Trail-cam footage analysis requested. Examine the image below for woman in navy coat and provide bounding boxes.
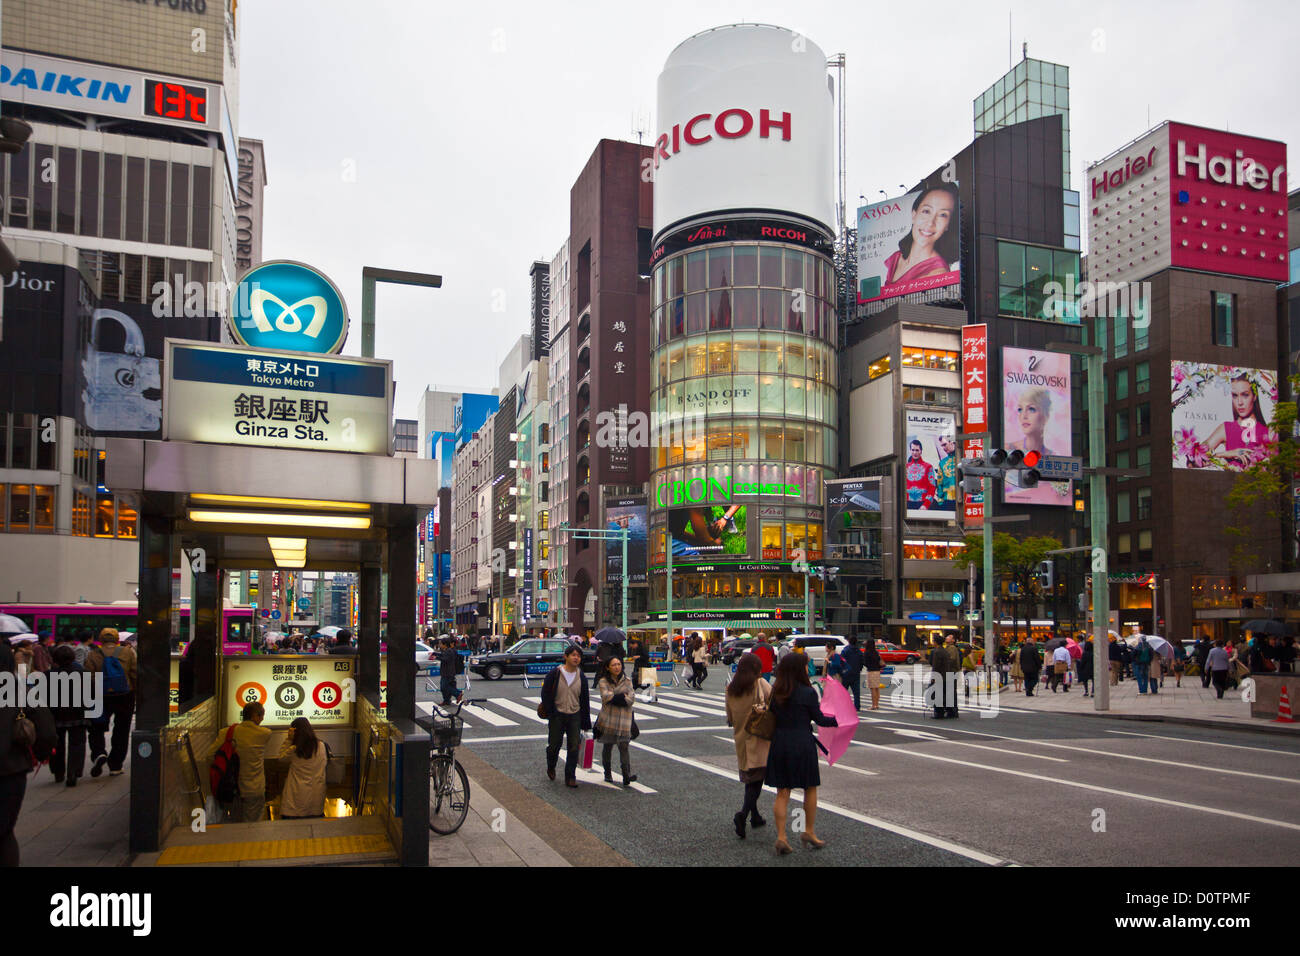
[765,652,838,854]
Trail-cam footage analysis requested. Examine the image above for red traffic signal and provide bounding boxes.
[1023,449,1041,467]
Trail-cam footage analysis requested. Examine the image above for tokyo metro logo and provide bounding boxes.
[228,261,349,355]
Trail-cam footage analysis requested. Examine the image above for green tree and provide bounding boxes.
[1224,374,1299,575]
[956,532,1063,644]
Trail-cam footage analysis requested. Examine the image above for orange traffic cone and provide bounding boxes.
[1276,685,1296,723]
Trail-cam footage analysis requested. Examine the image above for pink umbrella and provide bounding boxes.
[817,677,860,767]
[1065,638,1083,660]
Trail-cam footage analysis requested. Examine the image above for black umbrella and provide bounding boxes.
[1243,619,1287,637]
[1044,637,1069,653]
[595,626,626,645]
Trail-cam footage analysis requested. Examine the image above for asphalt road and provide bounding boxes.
[418,667,1300,867]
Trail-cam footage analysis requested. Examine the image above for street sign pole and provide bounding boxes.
[983,475,994,689]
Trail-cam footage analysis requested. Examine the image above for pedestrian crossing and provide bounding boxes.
[416,687,730,732]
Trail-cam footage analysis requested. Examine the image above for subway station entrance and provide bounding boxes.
[106,437,438,866]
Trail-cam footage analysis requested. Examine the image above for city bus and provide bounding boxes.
[0,600,255,650]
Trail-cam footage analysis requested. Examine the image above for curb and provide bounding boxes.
[1042,707,1300,737]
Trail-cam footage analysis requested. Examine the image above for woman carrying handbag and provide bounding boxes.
[765,652,838,854]
[724,653,772,839]
[594,657,638,788]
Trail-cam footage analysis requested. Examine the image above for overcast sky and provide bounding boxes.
[237,0,1300,422]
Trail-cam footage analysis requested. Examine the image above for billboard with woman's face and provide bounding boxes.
[1001,347,1072,506]
[856,181,961,304]
[1172,363,1278,470]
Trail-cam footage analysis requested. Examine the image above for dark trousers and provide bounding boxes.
[0,771,27,867]
[1050,668,1065,691]
[88,692,134,771]
[1201,666,1212,689]
[601,741,631,776]
[692,662,708,686]
[546,711,583,781]
[842,672,861,710]
[741,780,763,820]
[1211,669,1228,698]
[50,723,88,781]
[439,676,458,705]
[1024,671,1039,695]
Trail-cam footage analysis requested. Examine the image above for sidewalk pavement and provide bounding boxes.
[12,758,569,867]
[994,670,1299,733]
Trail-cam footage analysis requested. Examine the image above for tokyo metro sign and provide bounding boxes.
[228,261,350,355]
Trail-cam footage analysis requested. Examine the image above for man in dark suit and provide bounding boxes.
[1019,637,1042,697]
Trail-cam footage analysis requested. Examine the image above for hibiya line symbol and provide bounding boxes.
[656,476,802,506]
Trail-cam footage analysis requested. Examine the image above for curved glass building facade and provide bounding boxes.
[647,236,838,625]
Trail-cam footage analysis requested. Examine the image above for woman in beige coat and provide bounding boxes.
[279,717,328,819]
[724,653,772,839]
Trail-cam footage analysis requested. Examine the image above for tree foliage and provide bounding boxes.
[1224,374,1299,574]
[955,532,1063,639]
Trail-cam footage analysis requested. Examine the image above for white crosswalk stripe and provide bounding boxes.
[654,692,728,716]
[456,702,517,727]
[416,701,473,728]
[521,695,660,722]
[489,697,550,724]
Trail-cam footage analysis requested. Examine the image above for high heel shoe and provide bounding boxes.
[749,812,766,829]
[733,812,747,839]
[774,838,793,855]
[800,833,827,850]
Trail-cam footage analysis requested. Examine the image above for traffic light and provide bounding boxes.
[958,448,1042,488]
[1037,559,1054,590]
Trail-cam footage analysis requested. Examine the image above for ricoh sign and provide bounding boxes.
[1087,121,1288,286]
[652,24,836,240]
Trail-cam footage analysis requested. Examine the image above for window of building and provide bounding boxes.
[998,241,1081,321]
[1212,292,1235,347]
[1117,533,1131,558]
[1115,449,1131,482]
[1136,445,1150,473]
[1113,313,1128,358]
[1136,487,1152,521]
[1137,530,1153,562]
[761,523,783,559]
[900,347,959,372]
[901,386,960,405]
[1116,491,1131,523]
[1135,361,1150,395]
[1114,368,1129,401]
[868,354,891,380]
[1115,409,1130,442]
[1135,402,1151,437]
[539,511,549,531]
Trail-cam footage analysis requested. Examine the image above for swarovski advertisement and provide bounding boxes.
[81,303,220,437]
[667,504,748,562]
[606,497,648,583]
[1171,362,1278,470]
[1001,347,1072,506]
[825,478,882,546]
[857,180,961,304]
[904,410,958,519]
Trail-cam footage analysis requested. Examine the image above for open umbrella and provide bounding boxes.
[0,613,30,636]
[315,625,342,639]
[1044,637,1069,654]
[817,677,860,767]
[1065,637,1083,660]
[1243,619,1287,637]
[1143,635,1175,659]
[595,626,626,645]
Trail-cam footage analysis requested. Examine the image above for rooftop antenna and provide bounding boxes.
[631,109,649,145]
[1023,41,1028,61]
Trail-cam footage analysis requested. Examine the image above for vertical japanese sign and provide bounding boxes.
[608,316,630,473]
[961,324,988,527]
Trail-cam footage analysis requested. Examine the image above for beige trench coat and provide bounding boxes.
[278,737,327,818]
[725,678,773,773]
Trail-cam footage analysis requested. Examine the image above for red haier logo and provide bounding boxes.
[1091,146,1158,200]
[653,108,792,169]
[1176,139,1286,193]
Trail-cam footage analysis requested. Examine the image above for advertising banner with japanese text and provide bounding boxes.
[961,325,987,526]
[163,339,393,454]
[224,656,355,729]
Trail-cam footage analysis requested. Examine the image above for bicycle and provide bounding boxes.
[427,697,485,835]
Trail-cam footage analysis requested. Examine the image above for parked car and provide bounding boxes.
[778,635,850,669]
[721,638,759,665]
[415,639,437,673]
[873,641,923,665]
[468,637,598,680]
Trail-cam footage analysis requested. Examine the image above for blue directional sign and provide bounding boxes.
[1038,455,1082,480]
[229,261,350,354]
[297,598,311,610]
[952,592,964,607]
[538,600,549,613]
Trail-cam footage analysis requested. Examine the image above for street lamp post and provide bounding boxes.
[556,524,631,631]
[359,267,442,359]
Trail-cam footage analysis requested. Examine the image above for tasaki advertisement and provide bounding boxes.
[163,340,393,455]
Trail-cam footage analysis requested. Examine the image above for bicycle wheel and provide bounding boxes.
[429,754,470,834]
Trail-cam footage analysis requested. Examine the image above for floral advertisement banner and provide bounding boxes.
[1171,362,1278,470]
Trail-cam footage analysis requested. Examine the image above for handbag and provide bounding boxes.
[631,720,640,741]
[13,708,37,750]
[743,684,776,740]
[580,735,595,771]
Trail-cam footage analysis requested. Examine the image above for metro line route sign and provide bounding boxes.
[228,261,350,355]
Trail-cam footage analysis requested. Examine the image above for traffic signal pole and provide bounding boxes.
[983,475,994,683]
[1088,344,1111,712]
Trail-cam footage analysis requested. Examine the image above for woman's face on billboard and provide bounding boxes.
[1017,397,1048,436]
[1231,380,1255,419]
[911,191,954,252]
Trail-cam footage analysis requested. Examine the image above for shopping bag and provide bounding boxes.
[681,664,694,681]
[581,736,595,771]
[637,666,656,688]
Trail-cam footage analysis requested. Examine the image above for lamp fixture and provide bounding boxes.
[188,509,372,530]
[189,493,369,512]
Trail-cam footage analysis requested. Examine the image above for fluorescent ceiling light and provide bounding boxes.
[267,537,307,551]
[188,510,372,530]
[276,558,305,569]
[190,494,369,512]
